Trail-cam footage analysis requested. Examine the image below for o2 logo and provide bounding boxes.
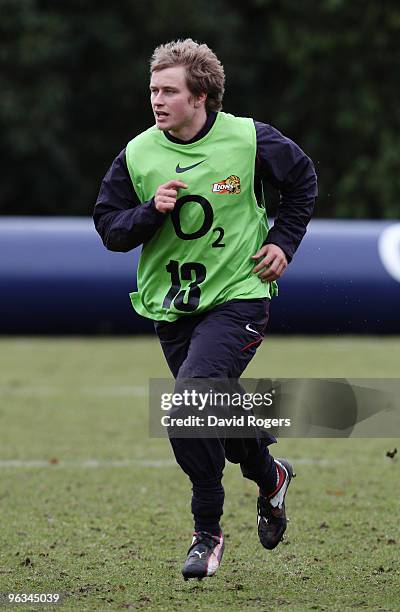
[378,224,400,283]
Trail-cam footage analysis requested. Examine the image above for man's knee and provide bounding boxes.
[169,436,225,482]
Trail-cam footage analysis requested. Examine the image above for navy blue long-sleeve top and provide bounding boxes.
[93,112,317,262]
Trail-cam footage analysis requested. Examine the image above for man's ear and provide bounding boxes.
[194,92,207,108]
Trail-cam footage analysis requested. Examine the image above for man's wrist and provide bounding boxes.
[150,197,167,217]
[263,239,291,263]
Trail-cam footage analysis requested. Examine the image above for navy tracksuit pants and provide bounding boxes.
[154,298,277,535]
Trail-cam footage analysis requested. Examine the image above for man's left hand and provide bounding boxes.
[251,244,288,282]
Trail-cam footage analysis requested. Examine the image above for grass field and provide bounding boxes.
[0,337,399,611]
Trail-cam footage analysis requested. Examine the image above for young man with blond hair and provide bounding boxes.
[94,38,317,580]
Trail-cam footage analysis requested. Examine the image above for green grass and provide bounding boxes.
[0,337,399,611]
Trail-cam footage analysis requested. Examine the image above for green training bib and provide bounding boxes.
[126,112,277,321]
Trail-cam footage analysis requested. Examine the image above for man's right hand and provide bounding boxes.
[154,180,188,213]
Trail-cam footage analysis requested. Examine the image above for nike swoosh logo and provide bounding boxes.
[246,324,261,336]
[176,160,206,173]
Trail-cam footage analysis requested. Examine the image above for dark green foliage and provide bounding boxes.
[0,0,398,217]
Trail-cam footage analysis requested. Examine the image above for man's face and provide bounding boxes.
[150,66,204,136]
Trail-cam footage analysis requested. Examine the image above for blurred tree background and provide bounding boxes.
[0,0,399,218]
